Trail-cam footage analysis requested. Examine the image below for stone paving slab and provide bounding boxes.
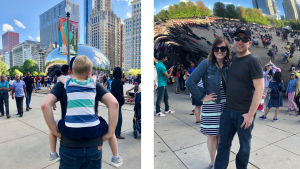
[0,90,140,169]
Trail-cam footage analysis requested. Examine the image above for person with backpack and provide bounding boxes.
[285,73,298,113]
[267,47,276,61]
[259,68,285,122]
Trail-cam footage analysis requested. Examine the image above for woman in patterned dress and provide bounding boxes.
[186,37,231,169]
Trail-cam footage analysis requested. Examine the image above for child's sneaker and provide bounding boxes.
[127,99,130,102]
[272,118,278,122]
[110,153,123,167]
[166,110,175,114]
[49,152,60,163]
[130,99,133,102]
[259,115,267,120]
[296,113,300,116]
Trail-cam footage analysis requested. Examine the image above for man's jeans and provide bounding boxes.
[215,108,256,169]
[59,145,102,169]
[156,86,169,113]
[115,107,123,136]
[0,92,9,116]
[26,91,32,108]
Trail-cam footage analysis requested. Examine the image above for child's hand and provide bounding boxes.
[102,133,114,142]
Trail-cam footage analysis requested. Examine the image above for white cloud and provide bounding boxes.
[128,0,133,5]
[180,0,188,2]
[221,1,232,4]
[36,37,40,42]
[2,24,14,32]
[278,10,280,12]
[55,58,60,59]
[14,19,26,29]
[297,0,300,4]
[237,4,241,6]
[163,5,170,10]
[154,8,156,12]
[127,12,132,18]
[28,36,33,40]
[208,5,212,10]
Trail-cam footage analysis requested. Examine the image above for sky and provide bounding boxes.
[0,0,134,51]
[154,0,300,18]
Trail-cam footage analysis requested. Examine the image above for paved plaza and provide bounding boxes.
[154,26,300,169]
[0,83,140,169]
[154,85,300,169]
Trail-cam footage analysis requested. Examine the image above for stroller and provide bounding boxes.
[282,51,290,64]
[133,92,141,139]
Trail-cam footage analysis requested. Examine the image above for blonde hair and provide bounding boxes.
[72,55,93,78]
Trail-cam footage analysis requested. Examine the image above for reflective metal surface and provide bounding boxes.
[45,44,110,73]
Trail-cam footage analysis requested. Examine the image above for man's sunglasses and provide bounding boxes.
[234,36,250,43]
[213,46,228,52]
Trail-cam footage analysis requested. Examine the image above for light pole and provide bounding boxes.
[65,4,71,65]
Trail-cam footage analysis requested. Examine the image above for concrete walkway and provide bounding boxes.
[0,84,140,169]
[154,85,300,169]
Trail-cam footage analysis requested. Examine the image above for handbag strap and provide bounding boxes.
[215,63,227,86]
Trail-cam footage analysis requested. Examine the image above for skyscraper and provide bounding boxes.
[252,0,269,15]
[12,40,41,67]
[39,0,80,47]
[282,0,300,21]
[87,0,122,69]
[0,49,2,55]
[2,31,19,55]
[84,0,94,44]
[121,24,124,70]
[281,15,285,20]
[124,0,141,71]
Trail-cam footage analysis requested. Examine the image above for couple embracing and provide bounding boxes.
[186,26,264,169]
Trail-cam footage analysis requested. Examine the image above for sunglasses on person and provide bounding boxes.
[213,46,228,52]
[234,36,250,43]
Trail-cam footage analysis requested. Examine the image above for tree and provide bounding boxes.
[22,59,39,74]
[13,69,23,77]
[93,66,97,70]
[0,61,8,76]
[196,1,211,17]
[213,2,225,18]
[236,6,246,19]
[32,71,39,76]
[154,9,169,21]
[225,4,239,19]
[39,72,46,77]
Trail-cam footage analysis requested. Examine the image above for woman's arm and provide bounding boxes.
[186,61,207,102]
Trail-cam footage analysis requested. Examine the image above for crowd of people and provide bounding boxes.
[0,56,141,168]
[154,19,300,169]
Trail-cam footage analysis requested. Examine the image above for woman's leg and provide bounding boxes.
[290,91,297,110]
[288,93,292,110]
[274,107,279,119]
[264,107,271,117]
[195,105,201,122]
[207,135,219,165]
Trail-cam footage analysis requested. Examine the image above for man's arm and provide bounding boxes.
[57,76,67,84]
[41,94,61,138]
[241,78,264,129]
[126,87,134,93]
[163,68,173,79]
[24,88,27,98]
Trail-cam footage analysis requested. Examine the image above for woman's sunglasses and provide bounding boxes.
[213,46,228,52]
[234,36,250,43]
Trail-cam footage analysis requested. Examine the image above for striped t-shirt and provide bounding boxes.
[64,78,100,128]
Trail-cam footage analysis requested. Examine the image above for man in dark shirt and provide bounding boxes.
[41,57,119,168]
[215,26,264,169]
[23,72,35,111]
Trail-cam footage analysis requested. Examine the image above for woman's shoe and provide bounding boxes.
[287,109,291,112]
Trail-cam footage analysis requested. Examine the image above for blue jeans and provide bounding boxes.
[26,91,32,108]
[59,145,102,169]
[115,107,122,136]
[156,86,169,113]
[215,108,256,169]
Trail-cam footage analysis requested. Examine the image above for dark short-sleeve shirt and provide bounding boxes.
[50,81,108,148]
[226,54,263,113]
[23,77,34,92]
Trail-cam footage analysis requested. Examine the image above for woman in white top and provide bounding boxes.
[9,78,15,95]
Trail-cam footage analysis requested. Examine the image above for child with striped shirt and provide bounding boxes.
[48,55,122,167]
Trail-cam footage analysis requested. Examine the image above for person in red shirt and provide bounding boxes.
[262,38,268,48]
[173,65,181,94]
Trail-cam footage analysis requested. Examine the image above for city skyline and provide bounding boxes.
[0,0,134,50]
[154,0,290,19]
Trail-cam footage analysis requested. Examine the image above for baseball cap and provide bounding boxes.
[233,26,252,39]
[134,82,138,84]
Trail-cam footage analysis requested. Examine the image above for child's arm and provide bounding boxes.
[91,75,97,82]
[57,76,67,84]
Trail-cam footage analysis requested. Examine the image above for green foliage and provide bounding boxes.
[289,19,300,31]
[225,4,239,19]
[93,66,97,70]
[128,69,141,76]
[45,60,68,70]
[13,69,23,77]
[213,2,225,18]
[32,71,39,76]
[0,61,8,76]
[22,59,40,73]
[154,9,169,21]
[155,1,210,20]
[39,72,46,77]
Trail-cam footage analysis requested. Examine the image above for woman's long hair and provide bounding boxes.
[208,37,231,65]
[273,72,281,82]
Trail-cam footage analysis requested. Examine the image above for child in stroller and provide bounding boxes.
[133,92,141,139]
